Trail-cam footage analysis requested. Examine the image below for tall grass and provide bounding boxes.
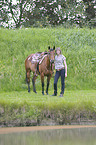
[0,27,96,92]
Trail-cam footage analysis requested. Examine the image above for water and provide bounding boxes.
[0,128,96,145]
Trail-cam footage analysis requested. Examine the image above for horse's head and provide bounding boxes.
[48,46,55,64]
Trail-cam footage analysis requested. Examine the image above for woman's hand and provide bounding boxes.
[65,73,67,77]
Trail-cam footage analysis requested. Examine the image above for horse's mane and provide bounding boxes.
[37,51,48,55]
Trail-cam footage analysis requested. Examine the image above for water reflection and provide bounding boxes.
[0,128,96,145]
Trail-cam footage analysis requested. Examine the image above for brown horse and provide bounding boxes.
[25,46,55,95]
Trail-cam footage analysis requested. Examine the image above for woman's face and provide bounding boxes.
[56,50,60,55]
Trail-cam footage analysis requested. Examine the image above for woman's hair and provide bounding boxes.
[55,47,62,54]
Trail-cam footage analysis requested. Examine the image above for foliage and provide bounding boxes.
[0,0,96,28]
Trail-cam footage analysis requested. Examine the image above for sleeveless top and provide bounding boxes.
[55,54,66,70]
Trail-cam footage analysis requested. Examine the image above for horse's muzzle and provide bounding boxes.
[50,60,54,63]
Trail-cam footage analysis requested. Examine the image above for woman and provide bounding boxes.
[52,47,67,97]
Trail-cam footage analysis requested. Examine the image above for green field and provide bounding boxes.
[0,27,96,126]
[0,28,96,92]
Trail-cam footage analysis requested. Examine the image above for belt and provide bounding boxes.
[56,67,64,71]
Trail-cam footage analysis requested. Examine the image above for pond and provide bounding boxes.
[0,127,96,145]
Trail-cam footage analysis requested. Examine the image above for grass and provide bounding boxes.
[0,27,96,92]
[0,90,96,126]
[0,90,96,105]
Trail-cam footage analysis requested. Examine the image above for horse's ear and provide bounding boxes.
[48,46,50,50]
[53,46,55,50]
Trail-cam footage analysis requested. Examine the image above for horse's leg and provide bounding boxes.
[40,73,44,95]
[46,75,51,95]
[27,70,30,92]
[25,71,27,83]
[32,74,37,93]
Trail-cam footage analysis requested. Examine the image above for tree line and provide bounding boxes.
[0,0,96,28]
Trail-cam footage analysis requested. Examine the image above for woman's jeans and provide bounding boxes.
[54,69,65,95]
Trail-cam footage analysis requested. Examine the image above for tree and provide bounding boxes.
[0,0,34,28]
[83,0,96,27]
[24,0,85,27]
[0,0,96,28]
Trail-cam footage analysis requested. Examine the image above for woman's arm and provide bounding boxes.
[64,59,67,77]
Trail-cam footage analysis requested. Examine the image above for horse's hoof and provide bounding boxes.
[33,90,37,93]
[42,92,44,95]
[28,90,30,93]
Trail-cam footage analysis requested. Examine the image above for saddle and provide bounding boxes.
[28,51,48,64]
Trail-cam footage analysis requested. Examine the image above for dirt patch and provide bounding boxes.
[0,125,96,134]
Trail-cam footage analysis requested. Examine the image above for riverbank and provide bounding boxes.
[1,125,96,134]
[0,90,96,127]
